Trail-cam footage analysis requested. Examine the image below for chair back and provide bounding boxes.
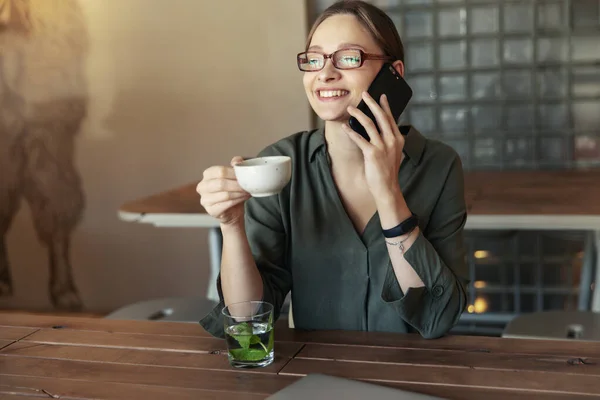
[502,311,600,341]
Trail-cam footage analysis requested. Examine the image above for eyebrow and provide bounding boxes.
[307,43,366,51]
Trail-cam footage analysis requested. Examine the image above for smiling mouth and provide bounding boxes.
[317,90,349,99]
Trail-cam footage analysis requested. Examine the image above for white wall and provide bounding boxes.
[1,0,310,313]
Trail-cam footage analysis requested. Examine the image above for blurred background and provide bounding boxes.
[1,0,599,336]
[0,0,310,314]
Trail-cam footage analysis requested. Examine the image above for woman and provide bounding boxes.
[198,0,468,339]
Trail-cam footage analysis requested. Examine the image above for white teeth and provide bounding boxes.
[319,90,348,98]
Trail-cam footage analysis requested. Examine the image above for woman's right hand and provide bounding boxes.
[197,156,251,227]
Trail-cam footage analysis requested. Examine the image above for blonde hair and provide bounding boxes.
[306,0,404,62]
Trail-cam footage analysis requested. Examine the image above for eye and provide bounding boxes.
[339,56,360,66]
[335,50,362,68]
[305,53,324,68]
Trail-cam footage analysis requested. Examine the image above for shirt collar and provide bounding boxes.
[401,125,426,166]
[308,127,326,163]
[308,124,426,166]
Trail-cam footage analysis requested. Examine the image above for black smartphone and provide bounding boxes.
[348,63,413,141]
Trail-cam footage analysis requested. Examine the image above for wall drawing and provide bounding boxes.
[0,0,88,310]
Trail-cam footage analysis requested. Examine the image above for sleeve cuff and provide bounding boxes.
[380,232,459,335]
[198,300,226,339]
[198,274,226,338]
[381,259,429,322]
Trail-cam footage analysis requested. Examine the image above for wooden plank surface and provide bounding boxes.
[117,170,600,217]
[21,327,224,352]
[3,312,600,398]
[15,326,301,356]
[467,170,600,215]
[2,374,589,400]
[1,340,302,374]
[0,313,207,336]
[0,374,267,400]
[280,358,600,396]
[297,343,600,376]
[0,341,13,351]
[0,395,48,400]
[10,313,598,359]
[276,327,600,358]
[120,183,203,214]
[0,357,300,396]
[0,326,37,341]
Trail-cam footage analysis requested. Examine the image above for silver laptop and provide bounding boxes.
[267,374,446,399]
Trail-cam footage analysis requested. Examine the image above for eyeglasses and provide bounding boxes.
[297,48,393,72]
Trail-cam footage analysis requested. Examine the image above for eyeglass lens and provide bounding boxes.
[298,49,362,71]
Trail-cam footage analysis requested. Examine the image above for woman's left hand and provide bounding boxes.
[343,92,405,203]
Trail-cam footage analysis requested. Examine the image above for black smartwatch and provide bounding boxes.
[382,212,418,238]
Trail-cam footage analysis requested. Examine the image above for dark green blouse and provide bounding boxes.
[199,125,468,339]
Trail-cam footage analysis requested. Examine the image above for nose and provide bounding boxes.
[317,59,340,82]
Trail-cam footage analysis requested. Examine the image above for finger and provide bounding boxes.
[197,175,246,195]
[380,94,402,135]
[379,94,399,148]
[342,123,371,153]
[202,165,236,180]
[201,190,250,208]
[360,92,394,143]
[210,197,249,219]
[346,104,383,146]
[231,156,244,166]
[206,177,247,193]
[380,95,406,152]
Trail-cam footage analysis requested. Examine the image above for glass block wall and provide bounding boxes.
[308,0,599,335]
[311,0,600,169]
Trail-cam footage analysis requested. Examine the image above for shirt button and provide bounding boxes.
[432,285,444,298]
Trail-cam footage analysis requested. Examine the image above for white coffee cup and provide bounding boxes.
[233,156,292,197]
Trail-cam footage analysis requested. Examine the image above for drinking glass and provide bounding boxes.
[222,300,274,368]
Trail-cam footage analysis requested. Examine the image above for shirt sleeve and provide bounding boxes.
[380,153,468,339]
[198,163,292,339]
[245,193,292,322]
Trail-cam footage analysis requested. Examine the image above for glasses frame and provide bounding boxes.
[296,48,394,72]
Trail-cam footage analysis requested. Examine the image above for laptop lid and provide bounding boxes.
[267,374,446,400]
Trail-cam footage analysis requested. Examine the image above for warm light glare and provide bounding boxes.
[473,280,487,289]
[474,250,490,259]
[473,297,488,314]
[467,298,489,314]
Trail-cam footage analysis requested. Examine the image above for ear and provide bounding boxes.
[392,60,405,78]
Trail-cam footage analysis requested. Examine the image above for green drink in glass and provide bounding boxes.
[222,301,274,368]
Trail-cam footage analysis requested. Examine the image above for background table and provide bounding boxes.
[119,170,600,312]
[1,312,600,399]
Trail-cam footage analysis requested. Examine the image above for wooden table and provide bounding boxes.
[1,312,599,399]
[118,170,600,310]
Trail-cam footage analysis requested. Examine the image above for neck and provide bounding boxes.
[324,120,365,175]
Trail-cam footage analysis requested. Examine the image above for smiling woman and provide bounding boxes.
[197,0,468,340]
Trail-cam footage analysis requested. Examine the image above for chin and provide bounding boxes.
[313,107,350,123]
[316,113,350,123]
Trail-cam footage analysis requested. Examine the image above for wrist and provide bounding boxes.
[220,220,245,235]
[374,182,402,208]
[376,189,412,230]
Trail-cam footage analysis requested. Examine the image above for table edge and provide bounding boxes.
[119,210,600,230]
